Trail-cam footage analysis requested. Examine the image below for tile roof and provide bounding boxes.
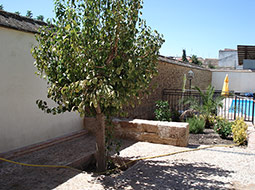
[219,48,237,52]
[158,55,210,71]
[0,10,47,33]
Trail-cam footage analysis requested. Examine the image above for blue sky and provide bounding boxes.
[1,0,255,58]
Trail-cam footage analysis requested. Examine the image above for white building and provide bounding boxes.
[218,48,239,69]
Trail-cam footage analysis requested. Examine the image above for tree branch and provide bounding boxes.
[105,2,120,65]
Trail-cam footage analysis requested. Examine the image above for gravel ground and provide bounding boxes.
[0,134,96,190]
[189,128,234,145]
[1,135,255,189]
[54,141,255,190]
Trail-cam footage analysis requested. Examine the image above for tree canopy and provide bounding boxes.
[191,54,202,66]
[32,0,164,171]
[26,10,33,18]
[32,0,164,118]
[36,15,44,21]
[182,49,188,62]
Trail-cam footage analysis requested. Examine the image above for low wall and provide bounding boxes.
[84,117,189,147]
[123,56,212,119]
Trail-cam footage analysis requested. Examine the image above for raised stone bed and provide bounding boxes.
[84,118,189,147]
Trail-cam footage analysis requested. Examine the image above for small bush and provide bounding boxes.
[187,116,205,134]
[171,109,181,122]
[154,100,172,121]
[232,118,248,145]
[207,115,216,127]
[214,117,232,138]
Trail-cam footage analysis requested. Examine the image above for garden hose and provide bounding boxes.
[96,143,239,175]
[0,143,239,175]
[0,157,82,172]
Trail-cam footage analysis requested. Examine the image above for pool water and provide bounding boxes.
[229,99,255,116]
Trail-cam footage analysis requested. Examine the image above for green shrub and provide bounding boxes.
[232,118,248,145]
[187,116,205,134]
[207,115,217,127]
[208,63,216,69]
[183,85,223,128]
[171,109,181,122]
[214,117,232,138]
[154,100,171,121]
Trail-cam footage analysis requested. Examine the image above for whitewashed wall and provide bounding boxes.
[0,27,83,153]
[218,50,238,68]
[212,70,255,93]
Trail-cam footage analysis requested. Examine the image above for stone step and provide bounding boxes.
[0,129,90,160]
[0,130,96,168]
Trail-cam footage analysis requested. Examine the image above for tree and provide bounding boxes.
[26,10,33,18]
[182,49,188,62]
[36,15,44,21]
[32,0,164,171]
[0,4,3,10]
[208,63,216,69]
[191,54,202,66]
[183,85,223,127]
[15,11,21,15]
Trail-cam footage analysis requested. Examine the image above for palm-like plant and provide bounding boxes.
[183,85,223,127]
[191,55,202,66]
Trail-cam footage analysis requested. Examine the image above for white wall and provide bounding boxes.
[0,27,83,153]
[212,70,255,93]
[218,51,238,68]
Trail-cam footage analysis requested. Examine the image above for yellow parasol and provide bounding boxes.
[221,74,229,96]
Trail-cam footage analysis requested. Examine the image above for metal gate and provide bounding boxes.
[162,89,255,124]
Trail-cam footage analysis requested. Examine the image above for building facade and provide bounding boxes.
[218,48,239,69]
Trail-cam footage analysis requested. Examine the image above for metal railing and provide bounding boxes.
[162,89,255,124]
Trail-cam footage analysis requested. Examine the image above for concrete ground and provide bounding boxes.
[247,123,255,150]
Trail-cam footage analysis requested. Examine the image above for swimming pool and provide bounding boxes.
[229,99,255,116]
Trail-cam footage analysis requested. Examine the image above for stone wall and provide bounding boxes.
[124,56,212,119]
[84,117,189,147]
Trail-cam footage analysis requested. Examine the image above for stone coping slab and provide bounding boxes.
[84,117,189,147]
[112,118,188,128]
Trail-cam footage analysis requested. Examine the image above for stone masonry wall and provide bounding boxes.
[84,117,189,147]
[123,57,212,119]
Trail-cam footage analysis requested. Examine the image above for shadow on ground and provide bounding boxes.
[101,160,234,190]
[0,162,82,190]
[0,137,137,190]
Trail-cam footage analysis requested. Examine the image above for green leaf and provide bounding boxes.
[31,0,164,122]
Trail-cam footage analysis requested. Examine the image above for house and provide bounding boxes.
[0,10,83,153]
[218,46,255,70]
[203,58,218,68]
[210,45,255,92]
[218,48,239,69]
[173,56,205,65]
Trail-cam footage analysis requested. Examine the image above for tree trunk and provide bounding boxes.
[95,104,106,172]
